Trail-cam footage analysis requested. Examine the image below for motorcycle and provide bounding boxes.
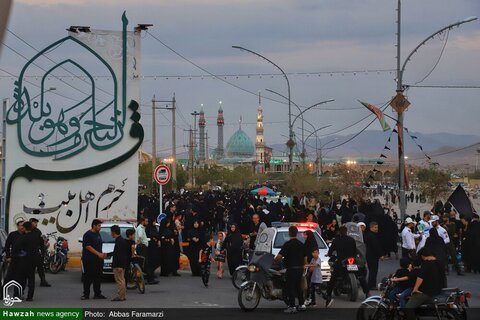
[329,255,361,302]
[328,222,367,302]
[45,232,69,273]
[237,251,307,311]
[357,277,470,320]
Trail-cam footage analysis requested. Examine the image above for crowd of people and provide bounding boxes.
[2,187,478,315]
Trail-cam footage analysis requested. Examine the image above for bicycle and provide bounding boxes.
[126,256,146,294]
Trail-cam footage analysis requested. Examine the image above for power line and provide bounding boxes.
[413,29,450,86]
[322,102,390,150]
[409,142,480,161]
[405,84,480,89]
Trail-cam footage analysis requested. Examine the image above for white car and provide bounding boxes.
[256,222,331,283]
[79,221,136,275]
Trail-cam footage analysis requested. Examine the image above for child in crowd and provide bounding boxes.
[214,231,226,279]
[389,258,415,311]
[305,248,327,307]
[199,234,215,287]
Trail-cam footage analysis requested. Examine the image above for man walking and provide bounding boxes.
[275,226,307,313]
[29,218,51,287]
[110,225,127,301]
[81,219,107,300]
[135,217,158,284]
[3,221,25,284]
[11,221,37,301]
[365,222,384,290]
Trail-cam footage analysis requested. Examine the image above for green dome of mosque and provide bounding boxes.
[225,128,255,158]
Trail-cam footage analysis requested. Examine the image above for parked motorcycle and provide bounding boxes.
[356,277,470,320]
[44,232,69,273]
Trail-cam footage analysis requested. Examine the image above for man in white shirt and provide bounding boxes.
[431,215,450,244]
[418,211,432,233]
[401,218,421,258]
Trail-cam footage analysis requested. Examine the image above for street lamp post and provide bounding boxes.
[394,0,477,220]
[265,88,334,168]
[232,46,294,172]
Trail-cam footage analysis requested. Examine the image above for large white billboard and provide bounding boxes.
[4,14,142,252]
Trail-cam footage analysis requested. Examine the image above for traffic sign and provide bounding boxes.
[154,164,171,185]
[389,93,411,113]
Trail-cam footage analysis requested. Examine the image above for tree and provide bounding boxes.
[331,164,365,200]
[283,169,318,197]
[416,167,450,204]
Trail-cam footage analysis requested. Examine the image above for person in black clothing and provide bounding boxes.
[303,230,318,263]
[424,227,448,271]
[145,219,161,281]
[199,234,214,287]
[187,220,204,276]
[81,219,107,300]
[125,228,136,284]
[275,226,307,313]
[325,225,359,307]
[3,221,25,285]
[11,221,37,301]
[405,247,447,320]
[110,225,127,301]
[159,218,176,276]
[224,223,243,276]
[364,222,384,290]
[29,218,51,287]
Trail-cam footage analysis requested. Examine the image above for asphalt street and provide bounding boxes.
[9,258,480,309]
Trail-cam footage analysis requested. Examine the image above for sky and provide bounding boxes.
[1,0,479,159]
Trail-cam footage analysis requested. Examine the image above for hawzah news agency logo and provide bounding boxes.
[3,280,23,306]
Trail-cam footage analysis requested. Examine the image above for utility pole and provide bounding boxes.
[191,110,200,186]
[152,95,177,190]
[151,96,157,194]
[171,95,176,189]
[205,130,209,165]
[392,1,476,221]
[187,127,194,186]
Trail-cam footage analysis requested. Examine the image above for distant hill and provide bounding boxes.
[269,130,480,166]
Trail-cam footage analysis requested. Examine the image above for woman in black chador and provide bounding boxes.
[186,220,204,276]
[159,218,176,276]
[224,223,243,276]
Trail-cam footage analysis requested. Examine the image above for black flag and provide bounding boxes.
[447,185,477,218]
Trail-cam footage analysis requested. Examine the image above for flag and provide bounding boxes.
[447,185,477,218]
[358,100,391,131]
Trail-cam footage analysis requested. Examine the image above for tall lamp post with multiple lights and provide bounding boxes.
[393,0,477,220]
[232,46,294,172]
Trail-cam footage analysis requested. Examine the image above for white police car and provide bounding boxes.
[256,222,331,283]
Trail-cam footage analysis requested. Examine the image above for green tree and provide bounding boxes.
[416,167,450,204]
[331,164,365,200]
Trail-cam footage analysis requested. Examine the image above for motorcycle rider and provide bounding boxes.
[274,226,307,313]
[405,247,446,320]
[325,225,368,307]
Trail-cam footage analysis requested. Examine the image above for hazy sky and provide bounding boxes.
[1,0,479,157]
